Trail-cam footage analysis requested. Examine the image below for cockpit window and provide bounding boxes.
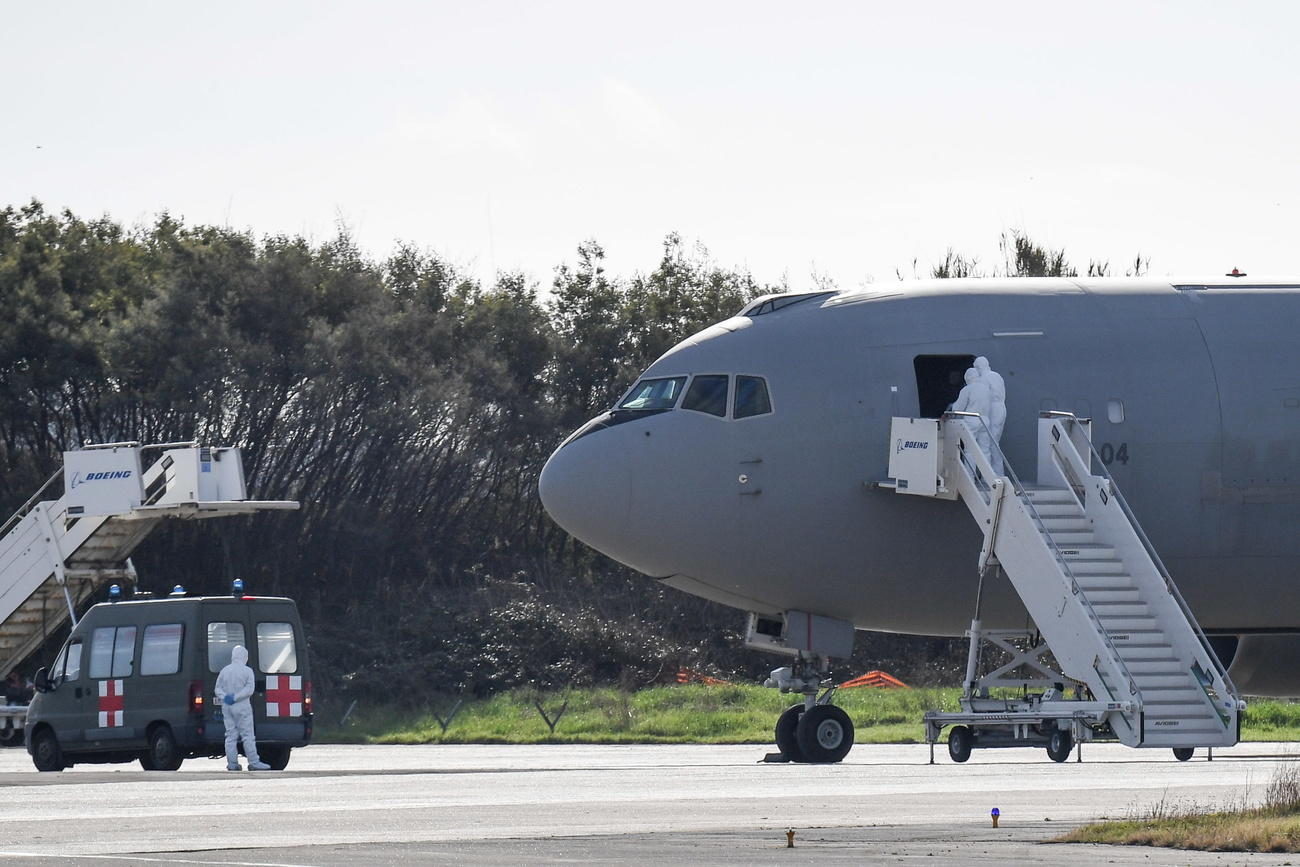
[619,376,687,410]
[682,375,729,417]
[740,292,834,317]
[734,376,772,419]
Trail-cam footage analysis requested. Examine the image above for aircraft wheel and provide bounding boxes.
[260,745,292,770]
[1046,728,1073,763]
[775,704,807,763]
[948,725,973,763]
[795,704,854,764]
[31,728,64,772]
[1172,747,1195,762]
[142,724,183,771]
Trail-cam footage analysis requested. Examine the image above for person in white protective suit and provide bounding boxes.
[949,368,995,471]
[973,356,1007,475]
[214,645,270,771]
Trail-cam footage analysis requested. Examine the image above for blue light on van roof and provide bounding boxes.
[169,584,186,597]
[109,584,121,602]
[232,578,244,597]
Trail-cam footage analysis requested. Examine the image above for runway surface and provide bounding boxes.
[1,742,1298,864]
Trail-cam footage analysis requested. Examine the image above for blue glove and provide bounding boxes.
[223,694,235,706]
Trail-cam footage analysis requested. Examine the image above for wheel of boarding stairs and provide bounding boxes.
[795,704,854,763]
[1046,728,1073,763]
[774,704,807,763]
[947,725,973,763]
[1172,747,1195,762]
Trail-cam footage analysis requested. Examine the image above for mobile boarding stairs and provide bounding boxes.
[884,411,1243,763]
[0,442,297,739]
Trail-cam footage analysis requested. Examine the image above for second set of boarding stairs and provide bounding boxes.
[0,442,298,680]
[885,411,1242,755]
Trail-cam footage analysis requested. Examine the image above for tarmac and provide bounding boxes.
[1,742,1298,865]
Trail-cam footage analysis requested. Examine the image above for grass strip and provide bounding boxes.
[314,685,1300,746]
[1060,810,1300,852]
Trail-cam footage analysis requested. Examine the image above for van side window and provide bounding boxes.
[257,622,298,673]
[207,622,246,673]
[53,639,83,684]
[141,624,184,676]
[65,640,82,682]
[734,376,772,419]
[89,626,136,679]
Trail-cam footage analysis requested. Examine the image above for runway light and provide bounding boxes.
[786,829,795,848]
[991,807,1001,828]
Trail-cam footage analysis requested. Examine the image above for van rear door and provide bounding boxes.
[250,611,308,740]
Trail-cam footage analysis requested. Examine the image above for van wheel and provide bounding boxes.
[260,745,292,770]
[141,725,183,771]
[31,728,64,772]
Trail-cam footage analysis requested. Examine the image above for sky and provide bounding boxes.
[5,2,1300,290]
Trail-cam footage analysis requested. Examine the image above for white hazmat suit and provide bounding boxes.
[214,645,270,771]
[973,356,1007,475]
[950,368,995,471]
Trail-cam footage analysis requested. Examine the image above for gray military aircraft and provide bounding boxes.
[539,276,1300,759]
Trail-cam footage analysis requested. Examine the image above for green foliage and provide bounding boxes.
[0,201,1156,702]
[317,685,1300,746]
[316,684,963,745]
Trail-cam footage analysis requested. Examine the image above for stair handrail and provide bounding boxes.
[0,466,65,539]
[1049,411,1242,704]
[943,411,1143,706]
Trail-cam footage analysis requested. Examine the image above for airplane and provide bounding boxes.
[538,275,1300,762]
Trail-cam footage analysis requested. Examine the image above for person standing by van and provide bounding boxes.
[215,645,270,771]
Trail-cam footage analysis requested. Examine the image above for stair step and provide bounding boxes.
[1143,703,1214,718]
[1085,590,1142,604]
[1116,645,1177,659]
[1059,544,1117,559]
[1090,602,1151,617]
[1075,575,1136,591]
[1029,504,1085,519]
[1126,661,1184,675]
[1041,516,1091,532]
[1143,732,1236,747]
[1070,561,1128,576]
[1137,682,1202,696]
[1097,616,1161,633]
[1024,487,1075,504]
[1046,530,1097,545]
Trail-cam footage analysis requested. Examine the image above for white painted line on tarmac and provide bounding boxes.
[0,853,315,867]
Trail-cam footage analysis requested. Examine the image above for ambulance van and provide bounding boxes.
[25,586,312,771]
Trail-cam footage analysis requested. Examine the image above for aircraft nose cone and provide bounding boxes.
[538,428,632,555]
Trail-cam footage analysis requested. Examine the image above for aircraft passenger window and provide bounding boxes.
[207,622,246,673]
[734,376,772,419]
[682,375,729,417]
[141,623,184,676]
[619,376,687,411]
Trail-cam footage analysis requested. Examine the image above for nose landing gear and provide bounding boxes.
[765,655,855,763]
